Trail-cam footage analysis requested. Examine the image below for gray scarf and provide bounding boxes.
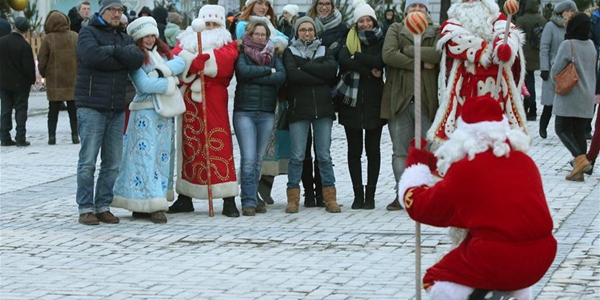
[317,10,342,32]
[289,38,323,59]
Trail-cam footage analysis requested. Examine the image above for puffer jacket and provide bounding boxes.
[38,10,78,101]
[75,14,144,112]
[234,50,286,113]
[283,45,337,123]
[337,34,386,130]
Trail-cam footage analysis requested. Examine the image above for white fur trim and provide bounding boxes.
[111,196,169,212]
[397,164,435,209]
[203,49,217,78]
[177,49,197,84]
[129,101,154,110]
[190,79,203,103]
[167,189,175,201]
[154,63,173,77]
[492,21,525,67]
[165,76,178,96]
[427,281,474,300]
[127,16,159,41]
[198,5,226,28]
[245,0,273,6]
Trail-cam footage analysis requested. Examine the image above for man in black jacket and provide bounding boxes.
[74,0,144,226]
[0,17,35,147]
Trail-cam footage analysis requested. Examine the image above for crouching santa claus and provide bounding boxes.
[168,4,241,217]
[398,96,557,300]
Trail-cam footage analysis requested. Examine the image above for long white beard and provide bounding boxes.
[447,1,497,42]
[177,26,232,53]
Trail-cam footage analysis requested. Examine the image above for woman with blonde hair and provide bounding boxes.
[236,0,288,46]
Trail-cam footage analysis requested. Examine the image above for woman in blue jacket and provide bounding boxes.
[234,21,286,216]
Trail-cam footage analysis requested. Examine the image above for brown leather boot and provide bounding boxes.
[322,186,341,213]
[566,155,592,180]
[285,188,300,213]
[386,195,403,211]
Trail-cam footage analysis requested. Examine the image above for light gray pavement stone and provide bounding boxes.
[0,75,598,299]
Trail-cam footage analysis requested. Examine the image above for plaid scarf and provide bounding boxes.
[336,27,383,107]
[242,33,274,66]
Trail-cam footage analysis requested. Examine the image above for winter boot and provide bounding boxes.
[257,175,275,204]
[301,159,316,207]
[566,155,592,180]
[285,187,300,213]
[48,120,57,145]
[222,197,240,217]
[386,195,403,211]
[322,186,341,213]
[167,194,194,213]
[364,185,376,210]
[351,185,364,209]
[68,109,80,144]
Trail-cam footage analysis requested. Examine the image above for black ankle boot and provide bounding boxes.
[315,188,325,207]
[72,134,80,144]
[48,135,56,145]
[364,185,376,209]
[351,185,364,209]
[167,194,194,213]
[222,197,240,217]
[303,188,316,207]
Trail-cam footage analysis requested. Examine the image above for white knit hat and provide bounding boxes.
[198,5,226,28]
[282,4,299,16]
[353,0,377,23]
[405,0,429,11]
[127,16,158,41]
[245,0,273,7]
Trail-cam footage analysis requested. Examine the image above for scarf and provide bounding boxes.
[242,33,274,66]
[289,38,322,59]
[358,27,383,46]
[317,10,342,32]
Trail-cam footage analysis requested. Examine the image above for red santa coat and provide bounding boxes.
[399,150,556,291]
[173,39,239,199]
[428,13,528,146]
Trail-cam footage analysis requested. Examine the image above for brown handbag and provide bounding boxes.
[554,41,579,95]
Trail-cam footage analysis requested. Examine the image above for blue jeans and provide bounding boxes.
[233,111,275,208]
[76,108,125,214]
[287,117,335,189]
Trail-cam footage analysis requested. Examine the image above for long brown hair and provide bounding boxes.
[136,37,173,65]
[240,1,277,27]
[307,0,336,19]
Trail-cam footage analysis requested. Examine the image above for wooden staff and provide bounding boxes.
[405,11,429,300]
[495,0,520,98]
[193,19,214,217]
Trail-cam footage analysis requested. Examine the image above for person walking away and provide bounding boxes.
[38,10,80,145]
[381,0,440,211]
[337,0,386,209]
[0,17,35,147]
[74,0,145,225]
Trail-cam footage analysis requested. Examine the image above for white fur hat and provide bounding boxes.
[127,16,158,41]
[353,0,377,23]
[245,0,273,7]
[198,5,226,28]
[282,4,300,17]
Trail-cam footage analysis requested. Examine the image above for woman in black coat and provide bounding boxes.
[337,1,385,209]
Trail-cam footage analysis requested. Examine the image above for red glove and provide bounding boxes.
[191,53,211,73]
[406,138,437,172]
[497,44,512,62]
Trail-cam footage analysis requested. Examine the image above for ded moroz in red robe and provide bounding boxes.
[173,27,239,199]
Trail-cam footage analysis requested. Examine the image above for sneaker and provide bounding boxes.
[78,212,99,225]
[242,207,256,216]
[1,140,16,146]
[95,211,120,224]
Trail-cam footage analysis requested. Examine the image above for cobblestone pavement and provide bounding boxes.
[0,78,598,300]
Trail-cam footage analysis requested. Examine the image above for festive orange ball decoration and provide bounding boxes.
[503,0,520,16]
[9,0,29,11]
[405,11,428,35]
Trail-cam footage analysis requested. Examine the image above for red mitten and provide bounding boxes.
[191,53,211,73]
[406,138,437,172]
[497,44,512,62]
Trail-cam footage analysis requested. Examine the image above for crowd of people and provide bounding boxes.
[3,0,599,298]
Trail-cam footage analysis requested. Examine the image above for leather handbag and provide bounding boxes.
[554,41,579,96]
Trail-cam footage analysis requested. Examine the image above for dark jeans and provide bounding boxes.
[48,101,77,135]
[555,116,589,157]
[524,72,537,117]
[344,126,383,187]
[0,88,29,142]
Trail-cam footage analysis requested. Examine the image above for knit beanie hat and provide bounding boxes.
[245,0,273,7]
[198,5,226,28]
[294,16,318,37]
[554,0,577,14]
[14,17,30,32]
[127,16,159,41]
[99,0,123,15]
[282,4,300,17]
[405,0,430,11]
[353,0,377,23]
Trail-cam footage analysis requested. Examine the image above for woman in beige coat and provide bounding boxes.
[38,10,79,145]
